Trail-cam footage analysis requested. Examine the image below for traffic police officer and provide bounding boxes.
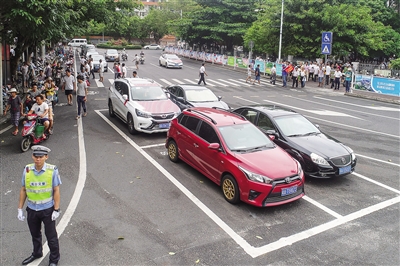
[18,145,61,266]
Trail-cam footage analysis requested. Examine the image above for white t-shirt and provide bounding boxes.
[122,66,127,77]
[271,66,276,74]
[85,64,90,73]
[76,81,88,96]
[334,70,342,78]
[199,66,205,74]
[31,102,49,118]
[247,67,252,76]
[63,75,76,90]
[325,65,331,75]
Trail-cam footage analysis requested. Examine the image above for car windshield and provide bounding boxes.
[218,123,274,152]
[130,86,168,101]
[107,49,118,54]
[166,54,179,59]
[185,89,218,102]
[274,114,320,137]
[91,55,104,62]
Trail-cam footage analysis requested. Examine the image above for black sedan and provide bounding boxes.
[164,84,229,111]
[232,105,357,178]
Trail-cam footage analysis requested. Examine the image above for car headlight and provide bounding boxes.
[345,146,356,161]
[310,153,330,166]
[239,166,273,184]
[295,159,303,176]
[135,109,151,118]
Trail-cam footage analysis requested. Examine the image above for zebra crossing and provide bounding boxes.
[91,77,276,92]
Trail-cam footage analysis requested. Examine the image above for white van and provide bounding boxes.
[68,39,87,47]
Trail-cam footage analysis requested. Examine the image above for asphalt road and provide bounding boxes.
[1,49,399,266]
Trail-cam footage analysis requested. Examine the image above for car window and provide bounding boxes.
[275,114,320,137]
[241,109,258,124]
[114,81,122,95]
[176,87,184,98]
[185,89,218,102]
[198,122,220,144]
[121,83,129,97]
[218,123,274,151]
[257,113,275,131]
[167,86,176,95]
[180,115,200,133]
[130,86,168,101]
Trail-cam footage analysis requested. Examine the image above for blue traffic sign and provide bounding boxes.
[322,32,333,43]
[321,43,331,55]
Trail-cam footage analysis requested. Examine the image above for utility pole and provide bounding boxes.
[278,0,284,62]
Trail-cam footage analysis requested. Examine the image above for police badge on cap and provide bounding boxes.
[31,145,51,156]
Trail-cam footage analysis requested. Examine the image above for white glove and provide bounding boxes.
[17,208,25,221]
[51,211,60,221]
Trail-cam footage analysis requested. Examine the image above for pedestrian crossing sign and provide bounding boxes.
[321,43,331,55]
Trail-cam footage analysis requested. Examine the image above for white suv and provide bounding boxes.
[108,78,181,134]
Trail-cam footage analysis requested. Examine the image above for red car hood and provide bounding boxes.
[234,147,298,179]
[137,99,180,113]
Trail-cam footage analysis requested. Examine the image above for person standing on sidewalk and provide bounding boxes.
[76,75,88,120]
[334,67,342,90]
[245,64,253,83]
[325,63,331,85]
[270,64,277,85]
[99,59,104,83]
[18,145,61,266]
[344,65,353,92]
[3,88,23,136]
[291,66,299,88]
[317,65,324,87]
[282,62,288,87]
[62,69,76,105]
[198,63,207,85]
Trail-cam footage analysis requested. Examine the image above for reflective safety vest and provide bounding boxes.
[25,163,55,205]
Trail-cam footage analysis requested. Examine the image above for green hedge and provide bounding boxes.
[96,43,142,49]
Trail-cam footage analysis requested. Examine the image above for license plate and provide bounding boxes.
[281,186,298,196]
[159,123,170,129]
[339,165,352,175]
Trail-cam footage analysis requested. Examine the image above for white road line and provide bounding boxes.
[352,172,400,194]
[159,79,173,85]
[33,51,87,266]
[108,67,114,73]
[207,79,229,87]
[171,78,184,84]
[229,79,251,87]
[95,79,104,88]
[314,96,400,112]
[184,79,197,84]
[250,196,400,257]
[195,79,215,87]
[302,196,343,218]
[292,96,399,121]
[0,125,13,135]
[108,79,114,85]
[140,143,166,149]
[95,110,254,257]
[218,79,240,86]
[239,78,274,87]
[356,153,400,167]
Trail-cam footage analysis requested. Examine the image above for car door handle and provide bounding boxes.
[193,143,199,148]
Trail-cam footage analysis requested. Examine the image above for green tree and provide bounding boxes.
[143,8,179,44]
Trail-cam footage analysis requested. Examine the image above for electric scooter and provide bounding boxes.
[20,114,50,152]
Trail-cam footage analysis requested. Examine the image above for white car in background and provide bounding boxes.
[91,54,108,72]
[105,49,120,62]
[159,54,183,69]
[144,44,161,50]
[86,50,99,60]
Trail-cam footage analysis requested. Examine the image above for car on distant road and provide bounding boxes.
[232,105,357,178]
[159,54,183,68]
[105,49,119,62]
[91,54,108,72]
[144,44,161,50]
[165,84,229,111]
[86,50,99,60]
[166,107,305,207]
[108,78,181,134]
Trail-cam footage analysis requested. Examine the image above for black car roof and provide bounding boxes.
[243,105,299,117]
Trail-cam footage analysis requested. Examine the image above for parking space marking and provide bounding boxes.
[353,172,400,194]
[302,196,343,218]
[0,125,13,135]
[140,143,165,149]
[356,153,400,167]
[250,196,400,257]
[232,97,400,139]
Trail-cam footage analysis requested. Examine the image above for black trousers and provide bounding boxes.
[292,76,298,87]
[198,73,206,85]
[27,207,60,263]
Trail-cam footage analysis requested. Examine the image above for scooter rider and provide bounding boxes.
[25,94,50,136]
[122,48,128,60]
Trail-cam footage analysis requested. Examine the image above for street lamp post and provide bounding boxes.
[278,0,284,62]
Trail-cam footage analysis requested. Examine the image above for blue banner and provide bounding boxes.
[371,77,400,97]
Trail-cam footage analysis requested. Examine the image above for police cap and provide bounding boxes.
[32,145,51,156]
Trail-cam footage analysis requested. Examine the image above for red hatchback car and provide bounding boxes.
[166,107,305,207]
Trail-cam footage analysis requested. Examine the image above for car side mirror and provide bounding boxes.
[122,94,128,101]
[177,97,185,103]
[218,96,222,101]
[266,129,279,140]
[165,92,170,98]
[208,143,220,150]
